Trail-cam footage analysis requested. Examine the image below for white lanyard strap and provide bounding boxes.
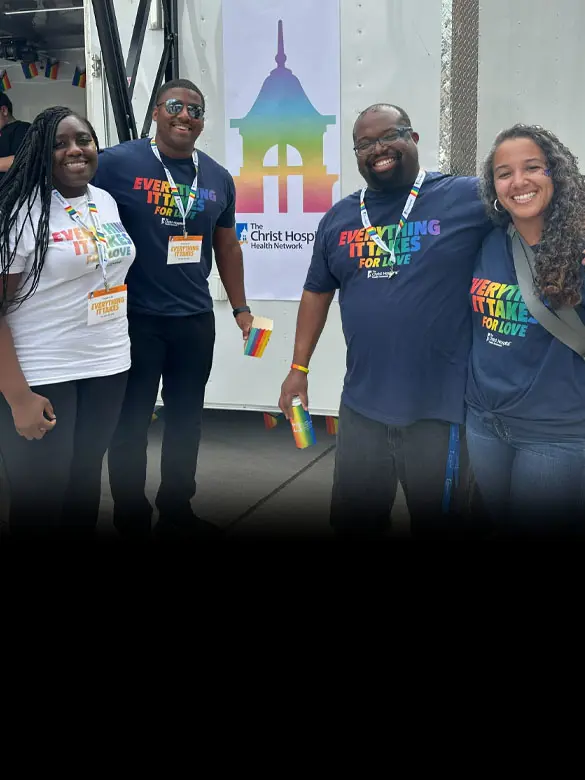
[53,187,110,289]
[150,138,199,236]
[360,167,426,269]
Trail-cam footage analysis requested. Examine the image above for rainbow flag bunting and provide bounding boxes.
[45,60,60,80]
[72,66,86,88]
[325,416,339,435]
[263,412,284,430]
[21,62,39,79]
[0,70,11,92]
[244,316,273,358]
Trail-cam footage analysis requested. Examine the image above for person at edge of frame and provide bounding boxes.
[0,106,136,541]
[92,78,254,541]
[465,124,585,538]
[279,103,493,540]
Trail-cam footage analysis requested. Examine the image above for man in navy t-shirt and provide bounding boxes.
[279,103,492,538]
[93,78,253,539]
[0,94,31,184]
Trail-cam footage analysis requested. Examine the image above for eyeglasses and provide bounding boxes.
[157,98,205,120]
[354,126,413,154]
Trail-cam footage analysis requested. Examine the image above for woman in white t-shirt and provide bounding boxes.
[0,106,136,539]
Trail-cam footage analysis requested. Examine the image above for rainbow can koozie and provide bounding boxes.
[290,397,316,449]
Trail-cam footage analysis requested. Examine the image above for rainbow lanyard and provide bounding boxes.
[360,167,426,273]
[150,138,199,236]
[53,187,110,289]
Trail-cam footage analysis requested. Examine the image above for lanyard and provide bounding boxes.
[360,168,426,271]
[441,423,460,514]
[150,138,199,236]
[53,187,110,290]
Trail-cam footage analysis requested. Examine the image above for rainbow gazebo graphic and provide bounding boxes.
[230,20,338,214]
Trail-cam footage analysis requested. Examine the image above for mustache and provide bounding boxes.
[366,150,403,167]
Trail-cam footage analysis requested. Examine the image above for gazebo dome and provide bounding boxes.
[230,20,335,131]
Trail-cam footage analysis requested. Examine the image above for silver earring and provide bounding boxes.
[494,198,504,213]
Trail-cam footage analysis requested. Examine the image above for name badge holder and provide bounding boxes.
[53,188,127,325]
[150,138,203,264]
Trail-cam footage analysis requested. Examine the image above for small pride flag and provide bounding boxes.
[72,66,86,88]
[0,71,11,92]
[263,412,284,430]
[325,416,339,435]
[21,62,39,79]
[244,316,273,358]
[45,60,59,80]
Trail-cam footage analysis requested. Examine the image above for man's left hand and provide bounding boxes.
[235,311,254,340]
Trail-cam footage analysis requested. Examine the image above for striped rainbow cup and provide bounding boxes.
[244,316,273,358]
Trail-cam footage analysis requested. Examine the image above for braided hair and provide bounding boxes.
[0,106,99,313]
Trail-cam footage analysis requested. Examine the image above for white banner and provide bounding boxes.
[222,0,341,300]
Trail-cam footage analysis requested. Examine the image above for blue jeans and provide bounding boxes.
[466,408,585,536]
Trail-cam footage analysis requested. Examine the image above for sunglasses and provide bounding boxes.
[157,98,205,120]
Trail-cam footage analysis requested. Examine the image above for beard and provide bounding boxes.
[359,150,418,191]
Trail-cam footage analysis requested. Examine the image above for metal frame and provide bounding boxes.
[90,0,180,143]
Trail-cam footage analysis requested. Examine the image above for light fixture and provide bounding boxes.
[3,5,84,15]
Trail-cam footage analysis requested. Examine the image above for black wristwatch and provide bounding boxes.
[233,306,251,317]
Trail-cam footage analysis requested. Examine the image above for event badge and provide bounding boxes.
[87,285,128,326]
[167,235,203,264]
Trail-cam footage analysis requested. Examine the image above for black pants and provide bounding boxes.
[107,311,215,535]
[330,402,481,539]
[0,371,128,538]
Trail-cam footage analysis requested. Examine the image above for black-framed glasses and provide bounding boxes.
[353,126,413,154]
[157,98,205,120]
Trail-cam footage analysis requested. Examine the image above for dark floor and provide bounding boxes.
[98,408,410,539]
[0,408,410,540]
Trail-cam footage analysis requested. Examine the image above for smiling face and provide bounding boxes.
[153,87,204,157]
[353,106,420,191]
[51,115,98,198]
[493,137,554,226]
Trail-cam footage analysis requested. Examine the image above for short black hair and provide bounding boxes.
[155,79,205,111]
[353,103,411,140]
[0,92,13,114]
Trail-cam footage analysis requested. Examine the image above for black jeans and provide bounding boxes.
[0,371,128,538]
[330,402,480,539]
[107,311,215,535]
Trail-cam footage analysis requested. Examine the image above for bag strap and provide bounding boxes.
[507,223,585,360]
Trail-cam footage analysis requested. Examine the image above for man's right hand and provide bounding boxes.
[10,392,56,440]
[279,369,309,420]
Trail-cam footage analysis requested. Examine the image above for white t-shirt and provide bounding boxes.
[6,184,136,386]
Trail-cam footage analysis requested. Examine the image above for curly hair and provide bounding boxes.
[0,106,99,314]
[480,123,585,308]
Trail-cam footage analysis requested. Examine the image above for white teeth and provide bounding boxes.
[512,191,537,202]
[374,157,396,168]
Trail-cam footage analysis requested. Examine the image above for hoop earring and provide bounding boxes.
[494,198,504,213]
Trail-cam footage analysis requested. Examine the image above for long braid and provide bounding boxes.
[0,106,100,314]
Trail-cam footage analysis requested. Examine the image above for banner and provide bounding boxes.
[222,0,341,300]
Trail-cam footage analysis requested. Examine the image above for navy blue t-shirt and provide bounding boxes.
[304,172,492,426]
[92,137,236,316]
[466,226,585,439]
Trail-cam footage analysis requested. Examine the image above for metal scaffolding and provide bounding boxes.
[90,0,180,142]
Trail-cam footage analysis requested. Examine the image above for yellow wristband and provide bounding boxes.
[291,363,309,374]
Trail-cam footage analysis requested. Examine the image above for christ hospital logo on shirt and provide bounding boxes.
[471,277,538,346]
[339,218,441,276]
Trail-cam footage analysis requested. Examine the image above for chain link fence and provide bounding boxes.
[439,0,479,176]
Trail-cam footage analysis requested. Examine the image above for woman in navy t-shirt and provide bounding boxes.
[466,124,585,536]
